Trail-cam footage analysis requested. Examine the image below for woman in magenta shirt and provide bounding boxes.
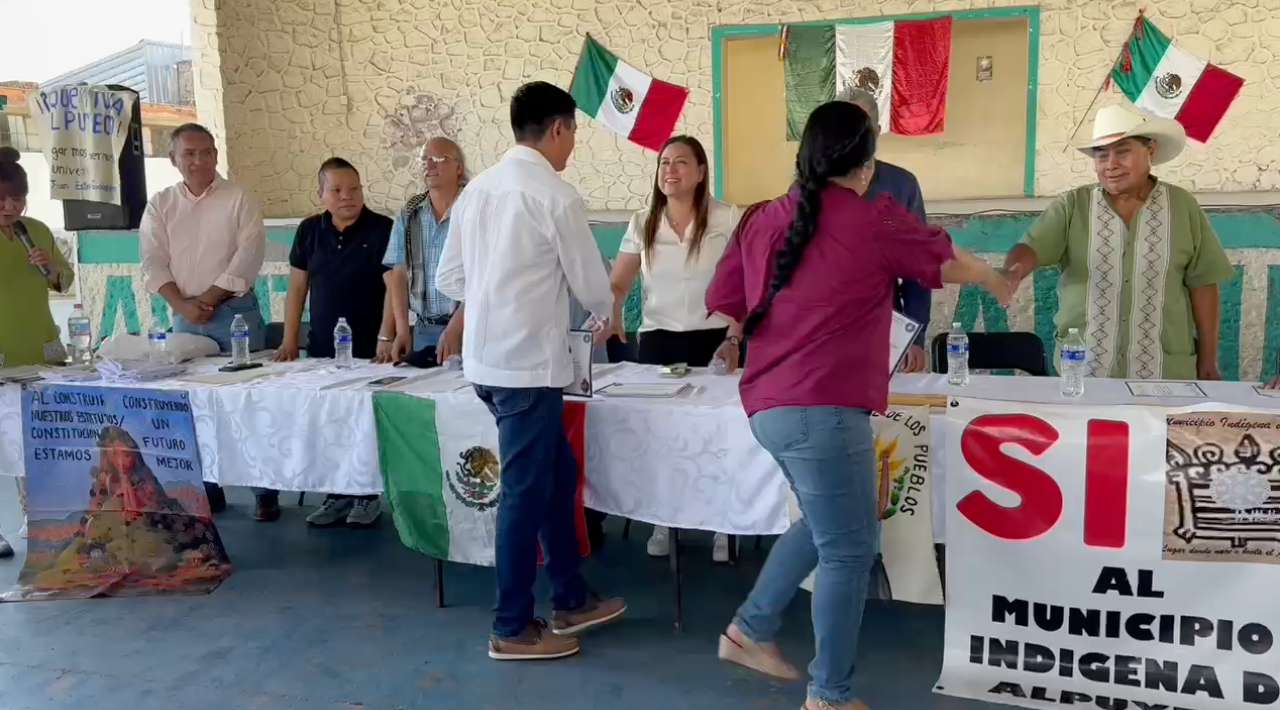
[707,102,1011,710]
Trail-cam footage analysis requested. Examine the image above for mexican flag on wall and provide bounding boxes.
[1110,15,1243,143]
[784,18,953,140]
[373,392,590,566]
[570,34,689,151]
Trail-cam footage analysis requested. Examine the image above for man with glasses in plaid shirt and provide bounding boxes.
[377,137,468,364]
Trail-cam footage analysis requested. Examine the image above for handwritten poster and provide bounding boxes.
[4,384,232,602]
[31,85,134,205]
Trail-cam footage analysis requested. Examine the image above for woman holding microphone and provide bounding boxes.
[608,135,740,562]
[0,147,75,560]
[706,102,1012,710]
[0,147,75,371]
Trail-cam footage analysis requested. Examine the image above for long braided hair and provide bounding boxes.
[741,102,876,338]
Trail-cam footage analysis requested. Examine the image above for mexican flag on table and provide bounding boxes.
[784,18,952,140]
[1110,15,1243,143]
[570,34,689,151]
[373,392,590,566]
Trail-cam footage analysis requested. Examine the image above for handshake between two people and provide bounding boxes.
[943,247,1028,310]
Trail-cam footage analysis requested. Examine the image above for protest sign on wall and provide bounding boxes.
[3,384,232,602]
[937,400,1280,709]
[30,85,135,205]
[792,406,943,605]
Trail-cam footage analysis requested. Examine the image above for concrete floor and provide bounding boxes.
[0,484,1003,710]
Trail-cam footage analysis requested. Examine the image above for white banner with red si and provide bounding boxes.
[937,398,1280,710]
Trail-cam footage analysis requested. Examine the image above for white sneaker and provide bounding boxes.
[346,497,382,527]
[306,496,354,527]
[647,526,671,557]
[713,533,731,563]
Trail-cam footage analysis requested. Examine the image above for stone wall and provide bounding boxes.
[191,0,1280,217]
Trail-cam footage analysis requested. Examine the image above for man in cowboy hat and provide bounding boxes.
[1004,104,1232,380]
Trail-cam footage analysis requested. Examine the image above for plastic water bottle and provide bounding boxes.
[946,322,970,387]
[710,356,729,375]
[443,354,462,371]
[148,325,169,364]
[1060,328,1087,399]
[333,317,354,368]
[67,304,92,365]
[230,314,251,365]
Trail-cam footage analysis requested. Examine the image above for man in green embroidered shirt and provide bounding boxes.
[1004,105,1233,381]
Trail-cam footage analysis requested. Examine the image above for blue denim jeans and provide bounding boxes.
[172,291,266,354]
[473,385,587,638]
[734,407,879,705]
[412,323,444,352]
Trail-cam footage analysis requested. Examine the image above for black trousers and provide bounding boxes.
[637,328,728,367]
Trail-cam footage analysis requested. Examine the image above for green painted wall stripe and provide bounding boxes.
[98,275,141,342]
[1218,265,1244,381]
[267,226,295,246]
[73,212,1280,266]
[1032,268,1061,376]
[1263,265,1280,381]
[1023,9,1041,197]
[78,226,297,264]
[591,223,628,257]
[78,232,141,263]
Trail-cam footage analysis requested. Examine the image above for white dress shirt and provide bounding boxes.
[618,198,742,333]
[436,146,612,389]
[140,176,266,297]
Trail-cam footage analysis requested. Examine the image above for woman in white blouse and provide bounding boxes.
[608,135,742,562]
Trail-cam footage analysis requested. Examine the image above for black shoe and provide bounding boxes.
[204,482,227,514]
[0,533,13,559]
[254,494,281,522]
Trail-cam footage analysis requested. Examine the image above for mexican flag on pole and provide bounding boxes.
[570,34,689,151]
[373,392,590,566]
[1110,15,1243,143]
[784,18,953,140]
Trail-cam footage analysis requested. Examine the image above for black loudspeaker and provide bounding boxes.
[62,84,147,231]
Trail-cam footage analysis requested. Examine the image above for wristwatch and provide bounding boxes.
[725,335,742,347]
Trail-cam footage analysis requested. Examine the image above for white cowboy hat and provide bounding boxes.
[1076,104,1186,165]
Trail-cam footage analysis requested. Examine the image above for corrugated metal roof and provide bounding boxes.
[41,40,193,105]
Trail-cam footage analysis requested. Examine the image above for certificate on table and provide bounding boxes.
[890,312,922,373]
[564,330,593,399]
[1125,380,1206,398]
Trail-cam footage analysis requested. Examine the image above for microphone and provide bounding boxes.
[13,221,52,279]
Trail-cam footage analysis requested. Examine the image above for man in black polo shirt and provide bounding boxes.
[275,157,394,527]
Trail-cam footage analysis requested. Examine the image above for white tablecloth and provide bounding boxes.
[4,365,1280,539]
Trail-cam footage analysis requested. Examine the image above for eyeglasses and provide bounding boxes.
[418,156,456,166]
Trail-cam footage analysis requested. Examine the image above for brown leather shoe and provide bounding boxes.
[489,619,580,661]
[550,595,627,636]
[254,495,281,522]
[718,624,802,681]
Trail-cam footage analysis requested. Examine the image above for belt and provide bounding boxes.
[419,314,452,326]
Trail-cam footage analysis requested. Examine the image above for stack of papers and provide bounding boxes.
[0,366,45,384]
[597,382,692,398]
[37,365,100,383]
[95,358,187,383]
